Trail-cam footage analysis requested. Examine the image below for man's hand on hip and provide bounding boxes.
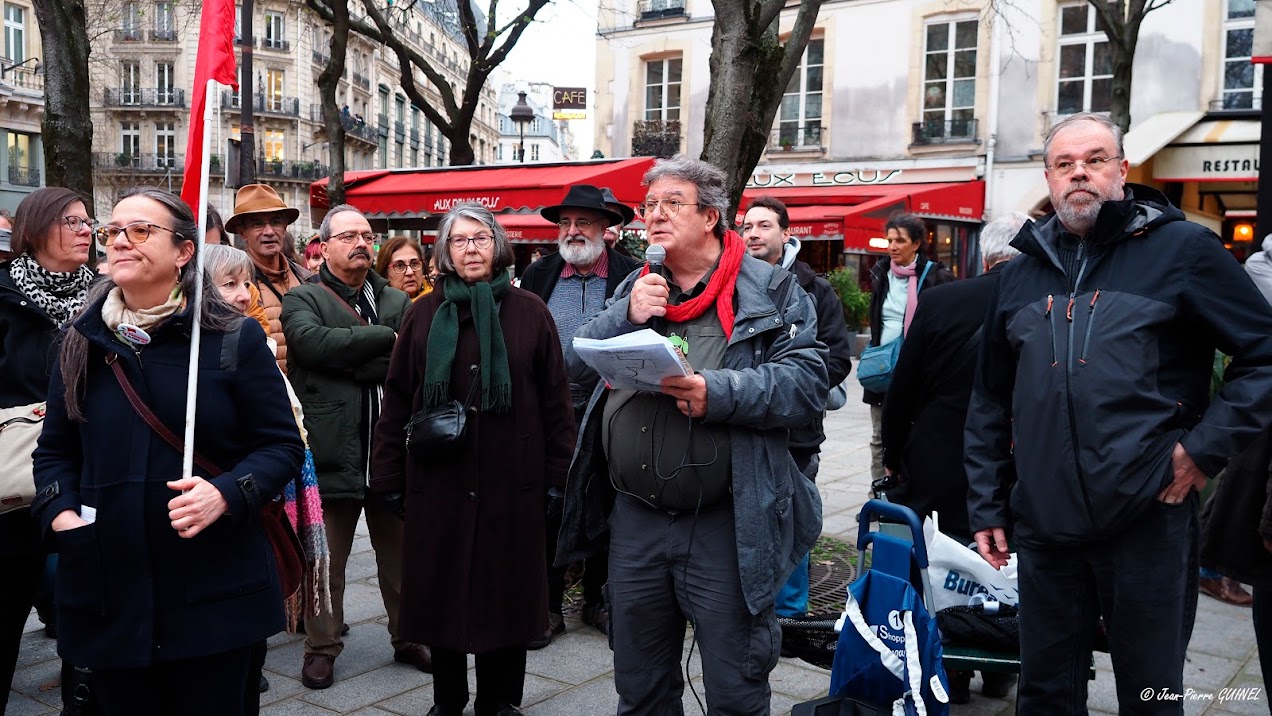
[974,527,1010,570]
[627,273,669,326]
[1158,442,1206,505]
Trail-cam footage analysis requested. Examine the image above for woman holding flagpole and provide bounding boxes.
[30,188,304,716]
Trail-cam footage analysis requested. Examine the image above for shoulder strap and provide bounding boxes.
[319,283,369,326]
[107,354,224,476]
[767,267,796,313]
[915,261,935,294]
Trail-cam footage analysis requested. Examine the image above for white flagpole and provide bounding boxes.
[182,78,220,480]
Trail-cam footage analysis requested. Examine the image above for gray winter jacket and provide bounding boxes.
[556,253,828,615]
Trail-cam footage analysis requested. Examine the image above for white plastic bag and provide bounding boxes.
[923,514,1019,612]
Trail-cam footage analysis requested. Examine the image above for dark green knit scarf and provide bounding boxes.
[424,272,512,414]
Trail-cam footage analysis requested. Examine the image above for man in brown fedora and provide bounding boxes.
[225,184,312,373]
[519,184,641,649]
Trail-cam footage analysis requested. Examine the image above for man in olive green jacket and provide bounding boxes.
[280,205,423,690]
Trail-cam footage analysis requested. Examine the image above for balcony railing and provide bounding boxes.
[377,114,389,136]
[409,127,420,145]
[352,72,370,90]
[770,123,824,151]
[260,37,290,52]
[92,152,183,173]
[309,104,379,143]
[911,118,978,145]
[312,50,330,66]
[257,159,329,180]
[221,91,300,116]
[631,119,681,158]
[7,165,37,186]
[394,120,405,141]
[638,0,686,20]
[114,28,144,42]
[104,88,187,109]
[149,28,177,42]
[1210,96,1263,112]
[1,66,42,93]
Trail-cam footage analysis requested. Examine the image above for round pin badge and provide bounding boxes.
[117,323,152,346]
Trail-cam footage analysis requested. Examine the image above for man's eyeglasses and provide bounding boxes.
[95,222,184,246]
[244,215,291,232]
[389,259,423,275]
[61,216,96,232]
[636,199,702,220]
[329,231,379,245]
[557,218,595,231]
[449,234,493,250]
[1049,155,1122,178]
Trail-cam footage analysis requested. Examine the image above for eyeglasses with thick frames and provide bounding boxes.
[95,221,185,246]
[1048,155,1122,178]
[61,216,96,232]
[449,234,493,250]
[557,218,595,231]
[329,231,379,245]
[636,199,702,219]
[389,259,423,274]
[244,215,291,232]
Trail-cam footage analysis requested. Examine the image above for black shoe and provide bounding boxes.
[581,603,609,636]
[259,673,270,693]
[426,706,462,716]
[527,612,565,650]
[495,706,525,716]
[947,669,972,705]
[981,671,1016,698]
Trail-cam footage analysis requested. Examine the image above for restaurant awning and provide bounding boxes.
[1122,111,1206,167]
[308,157,656,222]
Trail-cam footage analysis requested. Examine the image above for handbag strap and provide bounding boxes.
[107,354,225,477]
[915,260,935,295]
[320,283,369,326]
[460,364,481,409]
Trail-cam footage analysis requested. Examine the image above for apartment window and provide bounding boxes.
[8,132,33,185]
[264,11,285,49]
[121,61,140,104]
[644,57,682,121]
[1057,3,1112,115]
[778,38,824,147]
[3,4,22,63]
[120,122,140,159]
[395,96,405,126]
[410,146,418,166]
[155,122,176,168]
[921,21,977,139]
[379,135,387,169]
[264,129,284,162]
[1222,0,1260,109]
[496,143,503,161]
[121,1,139,34]
[396,141,405,168]
[266,68,284,111]
[234,4,241,41]
[153,1,174,39]
[156,62,174,104]
[530,143,540,161]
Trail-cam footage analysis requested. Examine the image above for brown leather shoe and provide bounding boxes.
[394,644,434,673]
[527,612,565,650]
[1200,576,1254,607]
[301,653,335,689]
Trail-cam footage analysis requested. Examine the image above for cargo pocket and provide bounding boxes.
[55,524,106,616]
[304,399,349,474]
[742,609,781,680]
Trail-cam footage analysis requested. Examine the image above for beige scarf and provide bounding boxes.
[101,285,185,340]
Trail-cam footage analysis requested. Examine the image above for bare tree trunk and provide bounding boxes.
[32,0,93,210]
[1091,0,1154,134]
[701,0,822,220]
[318,0,350,206]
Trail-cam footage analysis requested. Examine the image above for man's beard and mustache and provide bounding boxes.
[1056,180,1124,236]
[558,234,604,268]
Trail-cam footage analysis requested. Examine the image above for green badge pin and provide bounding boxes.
[669,334,689,358]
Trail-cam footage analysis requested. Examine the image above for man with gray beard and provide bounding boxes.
[965,112,1272,713]
[520,184,642,648]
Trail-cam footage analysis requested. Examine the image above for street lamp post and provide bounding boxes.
[509,91,534,163]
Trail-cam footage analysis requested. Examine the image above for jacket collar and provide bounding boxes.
[320,263,388,300]
[1012,183,1183,263]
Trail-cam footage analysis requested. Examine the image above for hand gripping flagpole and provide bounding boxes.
[181,78,220,481]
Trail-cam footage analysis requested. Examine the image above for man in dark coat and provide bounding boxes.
[966,112,1272,712]
[741,195,852,618]
[519,185,642,646]
[280,204,420,689]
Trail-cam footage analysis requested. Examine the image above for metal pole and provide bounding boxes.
[239,0,256,186]
[1258,67,1272,244]
[519,125,525,163]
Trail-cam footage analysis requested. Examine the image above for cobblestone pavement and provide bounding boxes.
[8,381,1267,715]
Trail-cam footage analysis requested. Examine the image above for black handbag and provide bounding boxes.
[405,364,481,458]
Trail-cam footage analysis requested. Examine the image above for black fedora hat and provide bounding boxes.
[540,185,625,228]
[599,186,637,227]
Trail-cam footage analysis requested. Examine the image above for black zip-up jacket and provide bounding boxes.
[966,185,1272,548]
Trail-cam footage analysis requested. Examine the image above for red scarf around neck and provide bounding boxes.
[639,230,745,339]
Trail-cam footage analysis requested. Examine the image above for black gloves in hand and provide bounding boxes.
[379,491,406,521]
[545,486,564,521]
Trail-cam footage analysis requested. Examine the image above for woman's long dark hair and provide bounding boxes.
[59,188,242,421]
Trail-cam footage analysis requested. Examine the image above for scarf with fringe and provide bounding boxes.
[283,449,332,630]
[423,271,512,414]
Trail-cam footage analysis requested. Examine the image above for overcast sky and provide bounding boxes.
[501,0,601,156]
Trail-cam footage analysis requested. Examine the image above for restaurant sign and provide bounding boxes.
[552,87,587,120]
[1153,145,1260,181]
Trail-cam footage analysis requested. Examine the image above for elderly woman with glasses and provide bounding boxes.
[375,236,431,300]
[30,188,304,716]
[372,202,576,716]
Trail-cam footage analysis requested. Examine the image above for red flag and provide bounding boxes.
[181,0,238,211]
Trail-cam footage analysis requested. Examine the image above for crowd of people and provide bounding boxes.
[2,110,1272,716]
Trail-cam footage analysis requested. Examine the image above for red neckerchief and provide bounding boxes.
[638,230,745,339]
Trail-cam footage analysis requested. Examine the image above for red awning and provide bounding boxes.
[309,158,656,218]
[495,213,560,243]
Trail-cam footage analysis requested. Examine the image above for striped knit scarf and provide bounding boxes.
[283,449,331,630]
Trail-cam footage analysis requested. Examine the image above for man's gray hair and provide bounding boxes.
[318,203,365,242]
[643,155,730,239]
[1043,112,1124,166]
[434,202,515,277]
[979,211,1030,266]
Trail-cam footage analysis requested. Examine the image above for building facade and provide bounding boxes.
[594,0,1255,274]
[0,0,42,212]
[495,82,579,163]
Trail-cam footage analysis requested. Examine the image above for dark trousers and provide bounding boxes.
[1016,499,1198,715]
[546,509,608,611]
[608,495,780,716]
[1254,587,1272,715]
[432,644,527,716]
[0,511,43,714]
[91,644,256,716]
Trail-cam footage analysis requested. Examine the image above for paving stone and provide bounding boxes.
[819,509,860,542]
[298,662,431,712]
[259,671,310,707]
[262,699,342,715]
[345,549,382,583]
[14,631,58,669]
[2,691,59,716]
[347,708,399,716]
[769,659,836,700]
[9,659,61,706]
[1189,598,1258,659]
[1186,652,1246,691]
[524,629,616,685]
[264,621,397,682]
[376,670,477,715]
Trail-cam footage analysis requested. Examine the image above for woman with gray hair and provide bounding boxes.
[371,202,576,716]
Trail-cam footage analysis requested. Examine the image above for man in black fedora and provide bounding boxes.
[520,184,642,648]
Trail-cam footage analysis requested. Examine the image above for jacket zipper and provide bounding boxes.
[1078,289,1101,365]
[1044,295,1057,366]
[1064,241,1096,526]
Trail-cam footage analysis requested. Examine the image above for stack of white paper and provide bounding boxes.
[573,329,692,391]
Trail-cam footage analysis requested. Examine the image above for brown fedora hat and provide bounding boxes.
[224,184,300,234]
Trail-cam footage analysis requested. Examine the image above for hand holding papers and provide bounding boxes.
[573,329,693,391]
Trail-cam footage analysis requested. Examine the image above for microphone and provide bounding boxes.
[644,244,667,334]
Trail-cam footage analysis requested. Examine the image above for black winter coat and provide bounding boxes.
[518,246,642,304]
[31,300,305,668]
[966,185,1272,548]
[1200,428,1272,589]
[864,254,954,405]
[881,263,1007,540]
[789,259,853,452]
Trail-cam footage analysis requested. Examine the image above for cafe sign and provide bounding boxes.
[1153,144,1260,181]
[552,87,587,120]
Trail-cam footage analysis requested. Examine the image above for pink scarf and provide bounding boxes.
[890,259,923,336]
